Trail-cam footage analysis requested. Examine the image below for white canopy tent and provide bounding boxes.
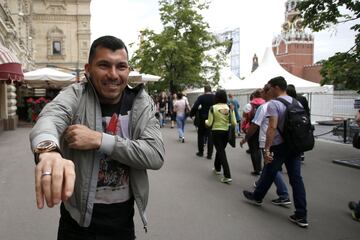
[220,47,326,93]
[129,70,161,84]
[24,67,76,88]
[187,47,334,122]
[221,47,333,122]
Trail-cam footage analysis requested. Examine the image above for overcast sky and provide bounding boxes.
[90,0,356,77]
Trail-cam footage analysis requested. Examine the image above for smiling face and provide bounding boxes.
[85,46,130,104]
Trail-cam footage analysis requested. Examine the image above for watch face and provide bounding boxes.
[35,140,56,152]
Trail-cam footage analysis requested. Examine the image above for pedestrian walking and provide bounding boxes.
[286,84,310,161]
[241,84,291,207]
[243,76,309,228]
[242,89,265,176]
[174,92,190,143]
[348,111,360,222]
[189,85,215,159]
[29,35,165,239]
[228,93,241,136]
[206,89,237,183]
[158,91,168,127]
[170,93,177,128]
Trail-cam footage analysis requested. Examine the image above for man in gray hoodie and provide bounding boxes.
[30,35,165,240]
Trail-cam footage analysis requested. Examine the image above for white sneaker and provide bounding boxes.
[212,168,221,175]
[220,177,232,183]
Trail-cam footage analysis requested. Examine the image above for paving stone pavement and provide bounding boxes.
[0,122,360,240]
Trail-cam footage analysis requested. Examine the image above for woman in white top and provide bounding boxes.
[174,92,190,143]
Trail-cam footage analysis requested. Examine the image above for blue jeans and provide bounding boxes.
[253,143,307,218]
[159,111,166,126]
[256,169,289,200]
[176,114,186,138]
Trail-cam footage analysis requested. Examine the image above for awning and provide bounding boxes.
[129,70,161,84]
[0,44,23,82]
[24,67,75,88]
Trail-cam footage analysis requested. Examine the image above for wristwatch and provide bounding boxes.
[33,140,61,164]
[263,149,271,156]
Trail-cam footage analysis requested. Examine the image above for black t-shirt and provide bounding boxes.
[93,88,136,230]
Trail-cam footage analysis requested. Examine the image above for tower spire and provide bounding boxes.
[251,54,258,73]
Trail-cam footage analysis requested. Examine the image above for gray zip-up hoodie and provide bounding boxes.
[29,81,165,230]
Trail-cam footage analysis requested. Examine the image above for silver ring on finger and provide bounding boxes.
[41,170,52,178]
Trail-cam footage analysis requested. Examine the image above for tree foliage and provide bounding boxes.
[130,0,227,94]
[297,0,360,91]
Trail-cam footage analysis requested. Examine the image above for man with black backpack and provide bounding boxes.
[243,76,312,228]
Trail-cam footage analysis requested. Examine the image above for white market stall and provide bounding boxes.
[24,67,76,88]
[187,48,333,122]
[129,70,161,84]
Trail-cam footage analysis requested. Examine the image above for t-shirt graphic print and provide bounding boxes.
[95,112,131,204]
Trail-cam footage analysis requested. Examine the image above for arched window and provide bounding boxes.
[47,26,65,59]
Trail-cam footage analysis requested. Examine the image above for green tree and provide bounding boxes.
[297,0,360,91]
[130,0,228,94]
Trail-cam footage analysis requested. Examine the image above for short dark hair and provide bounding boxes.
[204,85,211,93]
[263,84,271,93]
[268,76,287,91]
[286,84,297,98]
[88,35,128,63]
[252,88,263,98]
[177,92,183,99]
[214,89,228,104]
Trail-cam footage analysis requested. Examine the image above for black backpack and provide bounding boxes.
[275,97,315,154]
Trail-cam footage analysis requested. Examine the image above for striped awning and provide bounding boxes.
[0,44,23,82]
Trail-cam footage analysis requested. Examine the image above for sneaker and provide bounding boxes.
[289,214,309,228]
[212,168,221,175]
[271,198,292,206]
[220,177,232,183]
[206,155,212,160]
[181,137,185,143]
[351,211,360,221]
[349,201,358,211]
[251,171,261,176]
[246,149,251,154]
[243,191,262,206]
[349,201,360,221]
[196,152,204,157]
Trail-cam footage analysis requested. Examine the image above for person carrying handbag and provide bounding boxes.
[206,89,237,184]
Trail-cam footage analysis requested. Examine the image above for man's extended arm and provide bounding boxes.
[30,85,81,209]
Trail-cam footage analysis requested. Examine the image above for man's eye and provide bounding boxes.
[98,64,108,69]
[118,65,129,71]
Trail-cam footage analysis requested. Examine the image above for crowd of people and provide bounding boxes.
[29,35,358,240]
[153,77,316,228]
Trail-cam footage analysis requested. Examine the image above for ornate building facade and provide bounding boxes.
[272,0,322,84]
[31,0,91,78]
[0,0,91,132]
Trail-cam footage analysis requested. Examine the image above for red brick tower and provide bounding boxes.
[272,0,315,79]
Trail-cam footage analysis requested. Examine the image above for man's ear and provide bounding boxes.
[84,63,90,76]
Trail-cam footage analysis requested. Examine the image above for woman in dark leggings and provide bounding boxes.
[206,89,237,183]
